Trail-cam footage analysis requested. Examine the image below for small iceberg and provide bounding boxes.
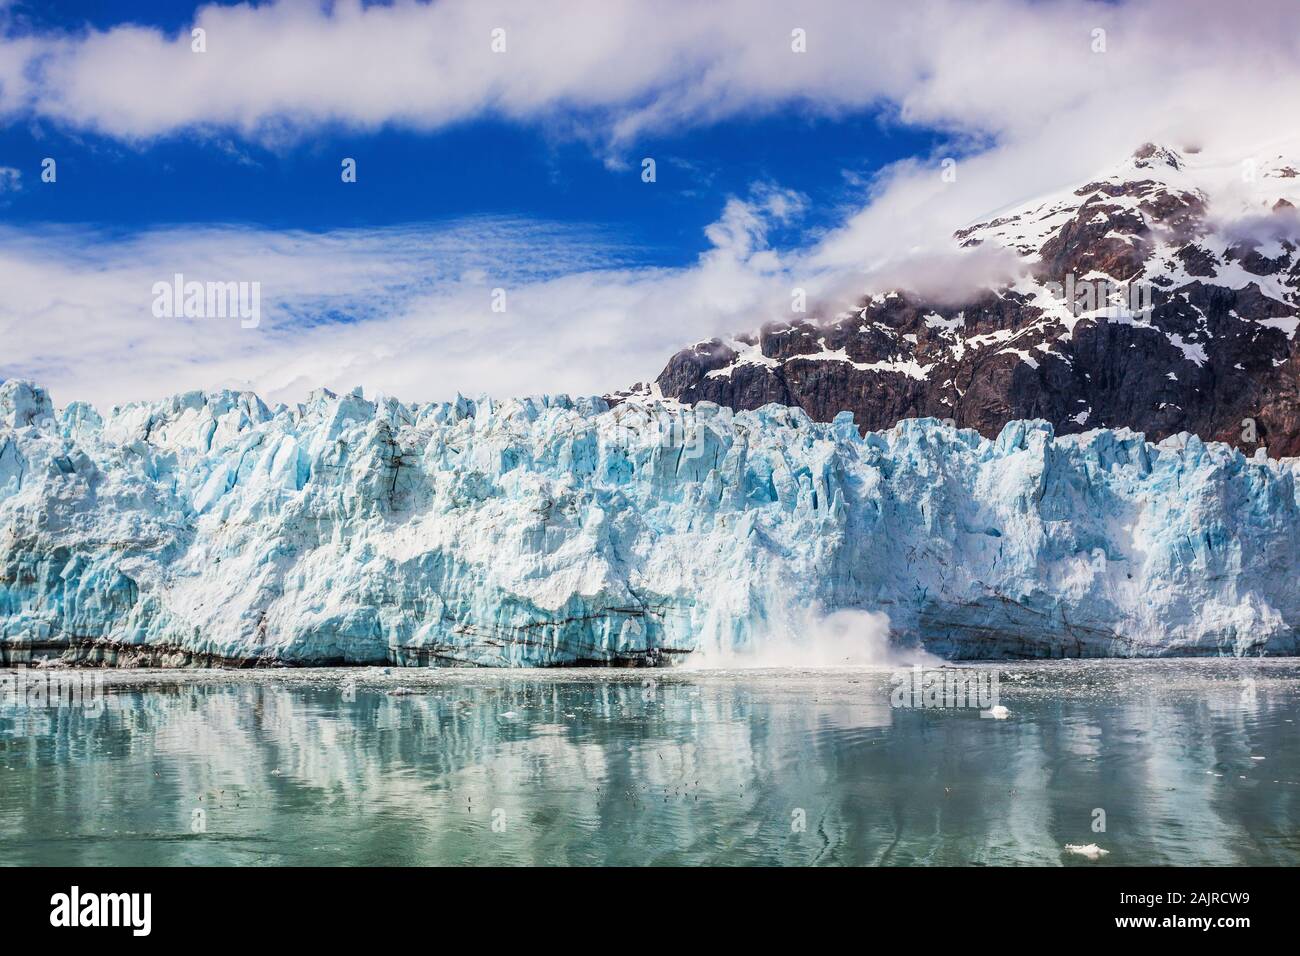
[1064,843,1109,860]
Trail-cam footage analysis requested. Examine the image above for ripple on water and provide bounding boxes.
[1,659,1298,865]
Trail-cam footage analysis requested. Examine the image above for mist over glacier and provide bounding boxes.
[1,377,1297,666]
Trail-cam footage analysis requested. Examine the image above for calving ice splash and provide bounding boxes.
[685,605,937,669]
[1,378,1299,666]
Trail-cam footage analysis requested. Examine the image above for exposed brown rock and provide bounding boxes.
[649,146,1300,456]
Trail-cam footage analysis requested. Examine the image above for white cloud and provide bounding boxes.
[0,192,803,410]
[0,166,18,191]
[4,0,1300,408]
[0,0,1295,158]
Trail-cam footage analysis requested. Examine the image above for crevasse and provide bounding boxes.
[0,378,1296,666]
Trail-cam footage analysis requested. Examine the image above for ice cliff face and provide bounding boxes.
[1,377,1297,666]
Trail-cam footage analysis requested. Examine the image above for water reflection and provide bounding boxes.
[1,661,1297,865]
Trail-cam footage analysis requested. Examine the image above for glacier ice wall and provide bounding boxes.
[1,378,1297,665]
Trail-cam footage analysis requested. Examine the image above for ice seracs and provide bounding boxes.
[2,378,1299,666]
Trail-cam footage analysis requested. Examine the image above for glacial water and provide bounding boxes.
[1,660,1298,866]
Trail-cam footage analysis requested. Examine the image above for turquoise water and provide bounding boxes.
[1,660,1298,866]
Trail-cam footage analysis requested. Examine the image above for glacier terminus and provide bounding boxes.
[1,377,1297,666]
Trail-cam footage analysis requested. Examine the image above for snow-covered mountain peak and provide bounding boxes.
[655,141,1300,455]
[956,141,1300,286]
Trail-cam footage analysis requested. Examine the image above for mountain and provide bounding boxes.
[654,144,1300,455]
[2,378,1297,665]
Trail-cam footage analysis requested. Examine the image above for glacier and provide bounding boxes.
[1,377,1297,666]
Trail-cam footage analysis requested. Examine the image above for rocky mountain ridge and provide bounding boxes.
[653,144,1300,455]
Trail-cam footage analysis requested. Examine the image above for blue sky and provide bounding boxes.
[0,0,942,265]
[1,108,939,264]
[0,0,1290,408]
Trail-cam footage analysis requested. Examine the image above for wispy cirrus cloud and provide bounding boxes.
[0,188,810,410]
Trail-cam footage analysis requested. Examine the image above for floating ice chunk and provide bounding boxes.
[1064,843,1110,860]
